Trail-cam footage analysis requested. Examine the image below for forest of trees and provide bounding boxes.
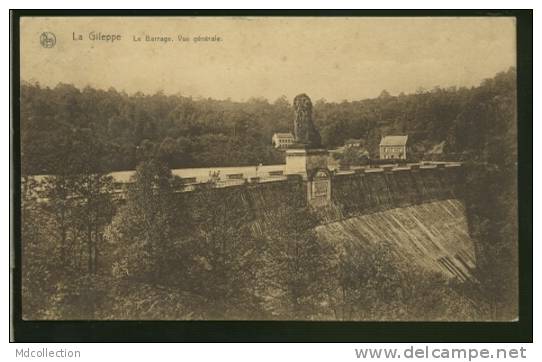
[20,67,518,320]
[21,67,515,174]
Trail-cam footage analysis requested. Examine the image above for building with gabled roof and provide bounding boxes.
[272,132,295,149]
[379,135,409,160]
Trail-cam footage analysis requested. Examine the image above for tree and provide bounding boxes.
[378,89,392,99]
[334,146,370,168]
[21,175,60,319]
[37,128,115,274]
[181,187,265,319]
[108,157,184,283]
[158,136,180,167]
[257,205,335,319]
[327,241,479,321]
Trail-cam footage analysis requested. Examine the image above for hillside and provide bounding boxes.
[20,68,516,175]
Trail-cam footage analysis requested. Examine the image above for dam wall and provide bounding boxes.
[315,199,476,281]
[327,164,463,221]
[174,163,474,281]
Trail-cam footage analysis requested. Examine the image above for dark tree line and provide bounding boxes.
[20,85,289,174]
[21,67,515,174]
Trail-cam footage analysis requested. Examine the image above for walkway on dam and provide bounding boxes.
[108,161,462,189]
[28,160,462,197]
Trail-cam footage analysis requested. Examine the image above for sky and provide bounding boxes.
[20,16,516,102]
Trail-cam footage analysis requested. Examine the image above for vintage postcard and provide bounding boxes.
[16,15,519,324]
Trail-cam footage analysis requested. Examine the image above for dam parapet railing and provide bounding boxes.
[27,161,463,203]
[331,160,461,176]
[108,160,462,197]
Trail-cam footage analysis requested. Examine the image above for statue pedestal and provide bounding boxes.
[285,148,329,176]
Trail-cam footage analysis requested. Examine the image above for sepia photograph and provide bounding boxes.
[11,12,528,336]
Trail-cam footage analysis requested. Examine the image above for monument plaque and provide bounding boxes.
[307,168,332,205]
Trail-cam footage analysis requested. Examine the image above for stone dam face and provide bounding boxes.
[175,164,475,281]
[315,199,475,281]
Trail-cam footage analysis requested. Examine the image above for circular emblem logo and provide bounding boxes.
[40,32,56,48]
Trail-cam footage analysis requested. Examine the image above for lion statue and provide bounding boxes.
[292,93,321,148]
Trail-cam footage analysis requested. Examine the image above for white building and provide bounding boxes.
[379,135,409,160]
[272,132,295,149]
[344,138,363,148]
